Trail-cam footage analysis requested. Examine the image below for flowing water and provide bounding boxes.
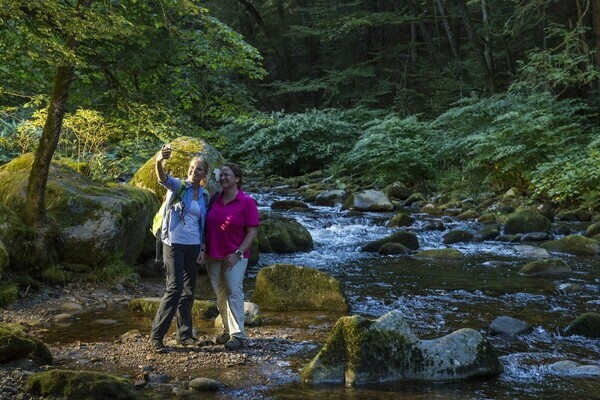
[42,190,600,399]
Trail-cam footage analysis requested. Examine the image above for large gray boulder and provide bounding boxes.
[0,154,158,267]
[301,310,503,384]
[342,190,393,211]
[250,264,349,312]
[258,214,313,253]
[503,210,551,234]
[315,190,346,206]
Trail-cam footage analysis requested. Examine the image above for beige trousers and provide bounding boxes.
[206,257,248,339]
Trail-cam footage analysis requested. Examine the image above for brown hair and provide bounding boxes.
[222,162,243,189]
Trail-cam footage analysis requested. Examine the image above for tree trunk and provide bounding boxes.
[407,0,442,66]
[24,0,92,228]
[593,0,600,91]
[455,0,496,93]
[434,0,461,61]
[481,0,495,86]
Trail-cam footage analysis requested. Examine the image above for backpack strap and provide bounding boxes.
[207,191,220,211]
[169,180,186,207]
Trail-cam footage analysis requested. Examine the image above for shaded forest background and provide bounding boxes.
[2,0,600,223]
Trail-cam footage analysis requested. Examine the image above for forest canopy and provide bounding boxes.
[1,0,600,211]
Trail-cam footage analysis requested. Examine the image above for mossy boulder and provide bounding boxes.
[128,297,219,319]
[477,213,497,224]
[457,210,480,220]
[315,190,346,206]
[25,369,134,400]
[585,222,600,237]
[362,231,419,252]
[420,204,442,215]
[301,310,503,384]
[0,284,19,308]
[416,248,465,260]
[215,302,263,329]
[384,182,412,200]
[503,210,551,234]
[342,190,393,212]
[250,264,349,312]
[0,154,159,267]
[0,323,52,364]
[540,235,600,256]
[129,136,224,198]
[442,230,474,244]
[564,312,600,338]
[0,241,7,279]
[0,203,37,271]
[404,192,426,206]
[385,213,414,228]
[271,200,310,210]
[258,214,313,253]
[519,258,571,276]
[378,243,411,255]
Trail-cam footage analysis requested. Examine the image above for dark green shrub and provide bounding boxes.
[335,115,436,187]
[220,109,362,176]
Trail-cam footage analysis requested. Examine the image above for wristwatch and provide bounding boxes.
[234,249,243,259]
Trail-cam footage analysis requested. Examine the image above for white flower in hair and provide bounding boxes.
[213,168,220,182]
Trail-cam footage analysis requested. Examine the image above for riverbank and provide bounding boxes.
[0,280,325,399]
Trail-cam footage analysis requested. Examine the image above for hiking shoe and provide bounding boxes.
[215,333,230,345]
[151,339,166,354]
[176,336,200,347]
[224,336,244,350]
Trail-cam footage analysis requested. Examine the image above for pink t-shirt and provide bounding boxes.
[206,190,259,259]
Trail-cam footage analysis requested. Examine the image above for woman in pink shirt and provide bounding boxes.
[200,162,259,350]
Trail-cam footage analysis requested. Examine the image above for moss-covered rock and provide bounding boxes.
[25,369,134,400]
[404,192,426,206]
[258,214,313,253]
[0,241,7,279]
[477,213,497,224]
[315,190,346,206]
[540,235,600,256]
[301,310,502,384]
[457,210,480,220]
[271,200,310,210]
[0,284,18,308]
[128,297,219,319]
[416,248,465,260]
[442,230,474,244]
[378,243,411,255]
[385,213,414,228]
[420,204,442,215]
[362,231,419,252]
[503,210,551,234]
[0,323,52,364]
[519,258,571,276]
[0,154,159,267]
[564,312,600,338]
[129,136,224,198]
[384,182,412,200]
[250,264,349,312]
[585,222,600,238]
[0,203,37,272]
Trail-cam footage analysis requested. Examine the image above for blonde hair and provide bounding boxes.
[191,157,209,187]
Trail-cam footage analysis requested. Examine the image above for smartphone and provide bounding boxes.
[161,143,172,159]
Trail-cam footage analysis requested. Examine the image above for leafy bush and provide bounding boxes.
[432,92,597,193]
[220,109,362,176]
[335,115,437,187]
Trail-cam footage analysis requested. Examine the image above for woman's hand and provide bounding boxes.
[196,251,206,265]
[222,253,241,270]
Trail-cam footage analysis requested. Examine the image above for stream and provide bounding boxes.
[41,189,600,399]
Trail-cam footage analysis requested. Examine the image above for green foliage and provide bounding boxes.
[83,259,135,287]
[221,109,362,176]
[0,284,18,307]
[432,92,597,193]
[335,115,436,187]
[513,24,600,96]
